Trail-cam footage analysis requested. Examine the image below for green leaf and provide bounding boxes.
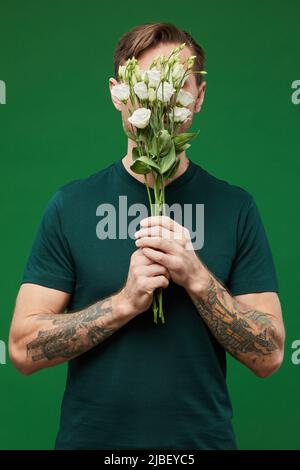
[157,129,172,156]
[130,156,161,175]
[130,158,151,175]
[137,127,151,143]
[137,156,161,173]
[173,130,199,150]
[149,129,172,157]
[132,147,140,161]
[164,158,180,179]
[175,143,191,154]
[149,134,158,156]
[160,142,176,174]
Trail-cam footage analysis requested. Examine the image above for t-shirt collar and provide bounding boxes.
[114,156,198,192]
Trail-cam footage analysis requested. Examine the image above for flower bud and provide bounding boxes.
[131,74,137,85]
[161,64,169,81]
[150,57,158,69]
[134,65,142,82]
[118,65,126,81]
[148,87,156,102]
[160,54,167,66]
[143,71,149,86]
[187,56,196,70]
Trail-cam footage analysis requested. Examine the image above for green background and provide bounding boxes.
[0,0,299,450]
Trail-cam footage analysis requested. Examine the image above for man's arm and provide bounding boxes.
[134,215,285,378]
[9,283,133,375]
[9,249,170,375]
[186,273,285,377]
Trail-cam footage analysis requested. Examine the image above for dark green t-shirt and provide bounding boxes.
[21,157,279,450]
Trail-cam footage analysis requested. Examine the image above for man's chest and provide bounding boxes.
[65,193,237,308]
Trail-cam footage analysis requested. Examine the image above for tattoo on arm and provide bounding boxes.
[190,275,280,364]
[26,298,116,362]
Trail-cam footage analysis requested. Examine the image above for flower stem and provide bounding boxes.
[144,173,153,215]
[153,294,158,324]
[150,172,166,324]
[158,288,165,323]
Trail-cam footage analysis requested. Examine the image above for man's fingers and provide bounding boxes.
[141,247,177,268]
[143,263,170,279]
[140,215,185,234]
[131,249,154,267]
[148,275,169,290]
[135,236,184,253]
[135,225,185,242]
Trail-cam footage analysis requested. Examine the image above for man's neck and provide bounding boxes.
[122,138,189,188]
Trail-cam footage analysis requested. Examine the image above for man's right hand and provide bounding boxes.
[9,249,170,374]
[118,248,170,316]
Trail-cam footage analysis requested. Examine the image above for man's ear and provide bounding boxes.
[194,81,206,113]
[109,77,123,112]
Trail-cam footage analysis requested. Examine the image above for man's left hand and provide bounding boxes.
[134,215,209,293]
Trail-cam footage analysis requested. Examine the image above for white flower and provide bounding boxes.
[134,81,148,100]
[141,68,161,88]
[169,106,192,123]
[177,89,194,106]
[156,81,175,102]
[128,108,151,129]
[111,83,130,101]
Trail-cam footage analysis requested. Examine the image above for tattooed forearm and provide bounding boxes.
[26,297,118,363]
[190,274,282,371]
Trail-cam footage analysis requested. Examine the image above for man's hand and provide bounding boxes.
[120,248,170,316]
[135,215,285,378]
[134,215,206,291]
[9,249,170,375]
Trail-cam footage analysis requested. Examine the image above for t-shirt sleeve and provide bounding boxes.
[227,194,279,296]
[21,189,75,293]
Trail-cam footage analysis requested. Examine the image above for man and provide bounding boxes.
[9,22,285,450]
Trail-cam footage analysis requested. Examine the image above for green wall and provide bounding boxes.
[0,0,299,450]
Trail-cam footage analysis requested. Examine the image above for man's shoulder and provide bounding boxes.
[44,161,116,215]
[194,161,254,208]
[58,161,116,196]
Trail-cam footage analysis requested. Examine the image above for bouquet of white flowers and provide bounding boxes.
[111,42,206,324]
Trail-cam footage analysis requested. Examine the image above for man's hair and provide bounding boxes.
[114,22,205,86]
